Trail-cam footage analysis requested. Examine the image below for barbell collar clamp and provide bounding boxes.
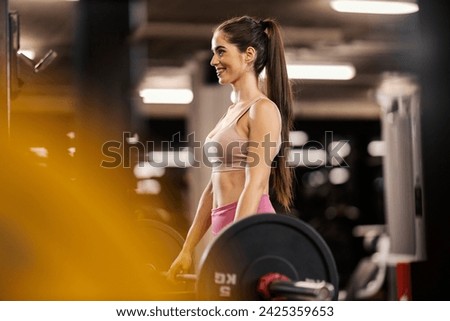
[269,280,335,301]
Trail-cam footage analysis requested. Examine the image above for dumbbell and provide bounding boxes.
[162,214,339,300]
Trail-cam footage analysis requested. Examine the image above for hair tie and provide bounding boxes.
[259,19,268,30]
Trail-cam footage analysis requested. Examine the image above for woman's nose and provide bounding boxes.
[210,54,218,66]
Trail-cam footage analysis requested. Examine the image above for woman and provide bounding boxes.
[167,16,294,280]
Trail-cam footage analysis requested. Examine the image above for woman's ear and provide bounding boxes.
[245,46,257,64]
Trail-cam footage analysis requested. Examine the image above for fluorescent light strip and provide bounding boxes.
[287,64,356,80]
[139,88,194,104]
[330,1,419,15]
[149,150,194,168]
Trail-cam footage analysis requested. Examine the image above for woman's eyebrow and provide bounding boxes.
[212,45,226,52]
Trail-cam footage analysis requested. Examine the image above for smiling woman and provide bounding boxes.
[166,15,294,282]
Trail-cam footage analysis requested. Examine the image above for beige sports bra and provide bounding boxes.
[204,96,281,172]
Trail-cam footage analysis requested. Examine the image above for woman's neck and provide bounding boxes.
[231,73,262,103]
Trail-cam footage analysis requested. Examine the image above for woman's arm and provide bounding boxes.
[234,100,281,221]
[167,179,213,279]
[181,179,213,253]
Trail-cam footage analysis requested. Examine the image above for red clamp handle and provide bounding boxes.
[256,272,291,300]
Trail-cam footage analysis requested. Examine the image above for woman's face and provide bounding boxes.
[210,31,249,85]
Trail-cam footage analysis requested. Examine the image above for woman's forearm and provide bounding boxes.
[181,181,213,253]
[234,183,266,221]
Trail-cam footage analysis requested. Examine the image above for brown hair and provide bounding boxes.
[217,16,294,210]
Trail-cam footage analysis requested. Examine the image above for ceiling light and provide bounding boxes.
[30,147,48,158]
[328,140,351,166]
[288,149,327,168]
[18,49,36,60]
[330,0,419,15]
[139,88,194,104]
[138,68,194,104]
[329,167,350,185]
[133,162,166,179]
[367,140,385,157]
[149,149,194,168]
[287,63,356,80]
[289,131,309,147]
[135,179,161,195]
[304,170,328,188]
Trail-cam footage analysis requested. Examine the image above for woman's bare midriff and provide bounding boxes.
[211,170,269,208]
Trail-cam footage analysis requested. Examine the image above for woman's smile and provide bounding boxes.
[216,67,226,77]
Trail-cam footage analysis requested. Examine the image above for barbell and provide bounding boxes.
[143,214,339,300]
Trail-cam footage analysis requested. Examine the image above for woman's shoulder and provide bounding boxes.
[249,97,281,119]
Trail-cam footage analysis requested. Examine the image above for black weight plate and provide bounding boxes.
[136,219,195,300]
[196,214,339,300]
[137,219,185,272]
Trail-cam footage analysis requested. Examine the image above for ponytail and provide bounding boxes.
[263,19,294,211]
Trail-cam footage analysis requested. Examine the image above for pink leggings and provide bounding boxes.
[211,194,275,235]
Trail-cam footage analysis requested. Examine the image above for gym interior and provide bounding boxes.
[1,0,449,301]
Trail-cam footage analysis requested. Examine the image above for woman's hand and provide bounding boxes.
[166,250,193,283]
